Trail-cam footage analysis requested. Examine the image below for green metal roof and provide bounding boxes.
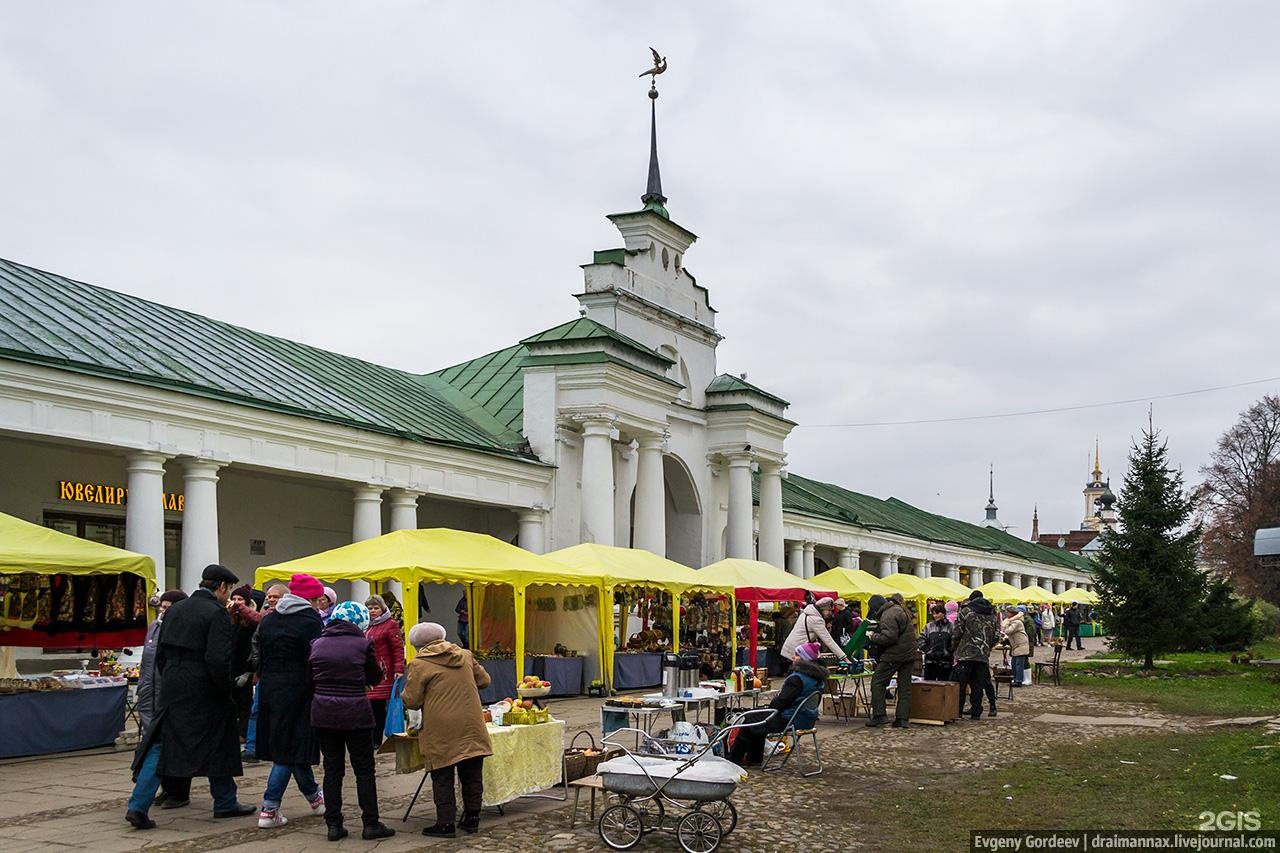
[0,257,536,460]
[427,342,528,437]
[705,373,790,407]
[520,318,673,365]
[775,472,1094,573]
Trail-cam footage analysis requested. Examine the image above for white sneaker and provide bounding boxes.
[258,809,288,828]
[308,793,326,816]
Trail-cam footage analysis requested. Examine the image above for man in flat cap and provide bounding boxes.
[125,565,256,829]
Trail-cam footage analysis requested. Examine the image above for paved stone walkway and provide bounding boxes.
[2,637,1212,852]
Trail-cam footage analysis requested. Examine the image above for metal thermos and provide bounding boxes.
[662,652,681,697]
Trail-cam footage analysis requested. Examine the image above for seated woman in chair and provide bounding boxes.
[728,642,827,767]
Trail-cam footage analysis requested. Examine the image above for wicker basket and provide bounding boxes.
[563,730,621,782]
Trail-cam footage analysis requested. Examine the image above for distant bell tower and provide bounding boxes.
[1082,437,1108,531]
[1030,504,1039,541]
[981,465,1003,529]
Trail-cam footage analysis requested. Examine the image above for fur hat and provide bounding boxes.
[408,622,447,648]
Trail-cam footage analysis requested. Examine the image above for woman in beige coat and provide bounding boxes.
[1000,606,1031,688]
[401,622,492,838]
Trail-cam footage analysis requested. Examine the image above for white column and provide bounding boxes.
[889,555,900,576]
[802,542,816,579]
[179,459,224,592]
[386,488,422,602]
[968,567,984,589]
[125,452,170,588]
[757,463,785,570]
[518,509,547,555]
[1055,579,1066,595]
[351,485,384,602]
[878,554,893,578]
[633,434,667,556]
[947,564,961,582]
[1008,572,1022,589]
[613,442,636,548]
[579,417,616,545]
[786,540,805,577]
[915,559,931,579]
[725,453,755,560]
[838,547,860,570]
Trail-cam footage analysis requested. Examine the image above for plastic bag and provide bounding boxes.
[383,674,406,738]
[668,721,708,755]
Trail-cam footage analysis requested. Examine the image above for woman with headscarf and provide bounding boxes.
[318,586,337,625]
[364,594,404,746]
[255,573,326,828]
[401,622,493,838]
[308,601,395,842]
[727,641,827,766]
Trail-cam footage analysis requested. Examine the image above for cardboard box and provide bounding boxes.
[822,695,858,717]
[909,680,959,721]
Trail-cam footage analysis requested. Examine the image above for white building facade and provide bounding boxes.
[0,109,1094,597]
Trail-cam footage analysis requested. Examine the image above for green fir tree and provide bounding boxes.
[1092,419,1204,669]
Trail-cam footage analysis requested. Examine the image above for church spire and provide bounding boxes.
[638,48,669,216]
[982,464,1002,528]
[1031,504,1039,541]
[1092,436,1102,481]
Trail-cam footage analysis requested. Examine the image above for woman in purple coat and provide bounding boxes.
[309,601,395,842]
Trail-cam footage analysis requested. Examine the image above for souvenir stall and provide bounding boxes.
[547,544,736,692]
[0,511,155,758]
[697,559,836,670]
[256,528,611,704]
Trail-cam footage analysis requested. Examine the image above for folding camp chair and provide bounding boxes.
[762,690,823,777]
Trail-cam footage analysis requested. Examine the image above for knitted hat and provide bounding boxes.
[230,584,252,602]
[796,641,822,661]
[867,594,887,617]
[321,586,337,604]
[158,589,188,605]
[330,601,370,633]
[289,573,324,599]
[967,589,984,601]
[408,622,447,648]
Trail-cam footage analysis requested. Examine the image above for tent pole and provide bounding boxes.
[748,601,759,672]
[401,574,418,661]
[514,584,526,695]
[672,590,681,653]
[464,584,475,650]
[730,595,738,671]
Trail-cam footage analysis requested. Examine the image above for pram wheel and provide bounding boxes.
[694,799,737,835]
[625,795,665,830]
[599,804,644,850]
[677,811,722,853]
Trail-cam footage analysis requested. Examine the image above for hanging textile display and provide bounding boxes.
[107,575,128,622]
[131,576,146,621]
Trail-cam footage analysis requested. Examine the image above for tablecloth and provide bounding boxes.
[524,656,584,696]
[0,686,126,758]
[383,720,565,806]
[612,652,662,689]
[478,659,517,705]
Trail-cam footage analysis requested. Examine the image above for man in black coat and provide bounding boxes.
[1062,602,1084,650]
[125,565,256,829]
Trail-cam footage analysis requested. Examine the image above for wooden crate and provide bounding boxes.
[909,680,959,722]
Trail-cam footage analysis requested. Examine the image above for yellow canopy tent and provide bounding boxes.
[977,581,1031,604]
[878,573,949,625]
[255,529,609,689]
[1020,584,1057,603]
[928,576,976,600]
[1056,587,1099,605]
[547,544,735,689]
[0,511,156,642]
[698,559,837,668]
[810,567,896,611]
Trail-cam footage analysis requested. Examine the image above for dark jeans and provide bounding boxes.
[922,660,952,681]
[430,756,484,824]
[317,727,380,828]
[952,660,990,718]
[370,699,388,747]
[870,658,914,722]
[1011,654,1029,685]
[1065,625,1083,649]
[727,713,788,766]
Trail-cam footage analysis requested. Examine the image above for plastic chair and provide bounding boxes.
[762,690,823,777]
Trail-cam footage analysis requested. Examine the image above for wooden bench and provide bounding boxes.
[568,774,606,828]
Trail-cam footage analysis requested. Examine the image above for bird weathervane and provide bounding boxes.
[639,47,667,95]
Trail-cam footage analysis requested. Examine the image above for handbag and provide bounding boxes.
[383,674,406,739]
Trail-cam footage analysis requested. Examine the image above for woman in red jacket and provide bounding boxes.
[364,594,405,746]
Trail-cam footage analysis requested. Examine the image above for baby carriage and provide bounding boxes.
[596,708,776,852]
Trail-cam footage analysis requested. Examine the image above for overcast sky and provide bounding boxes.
[3,2,1278,538]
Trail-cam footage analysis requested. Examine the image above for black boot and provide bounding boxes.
[362,823,395,840]
[422,822,456,838]
[865,716,889,727]
[125,810,156,830]
[327,823,348,842]
[460,811,481,833]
